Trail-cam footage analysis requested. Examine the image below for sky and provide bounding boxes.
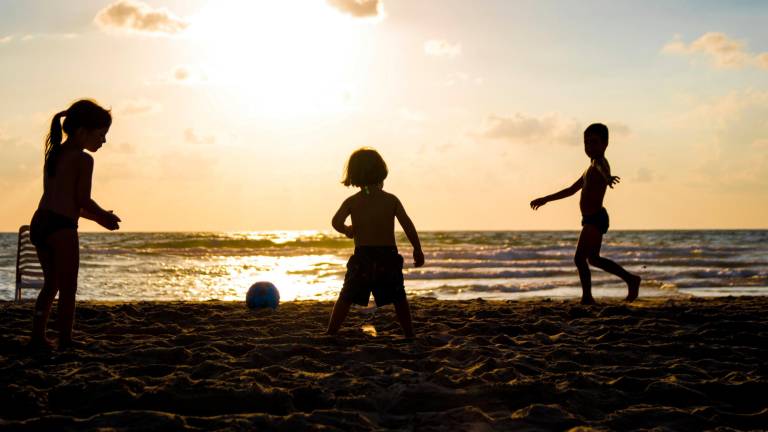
[1,0,767,231]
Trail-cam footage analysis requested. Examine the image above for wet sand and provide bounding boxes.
[1,297,767,431]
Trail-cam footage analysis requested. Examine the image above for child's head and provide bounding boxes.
[45,99,112,175]
[342,147,388,187]
[583,123,608,159]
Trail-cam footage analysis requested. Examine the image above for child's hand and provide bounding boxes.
[608,176,621,188]
[343,225,354,239]
[530,197,548,210]
[413,249,425,268]
[100,211,121,231]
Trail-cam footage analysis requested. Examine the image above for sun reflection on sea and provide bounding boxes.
[236,230,327,245]
[193,253,346,302]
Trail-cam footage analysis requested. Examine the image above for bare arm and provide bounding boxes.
[77,154,120,230]
[530,176,582,210]
[594,158,621,188]
[331,198,353,238]
[395,198,424,267]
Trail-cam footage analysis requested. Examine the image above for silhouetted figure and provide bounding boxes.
[530,123,640,305]
[29,99,121,350]
[326,148,424,337]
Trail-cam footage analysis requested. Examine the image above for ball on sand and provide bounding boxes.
[246,281,280,309]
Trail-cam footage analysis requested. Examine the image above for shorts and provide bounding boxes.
[339,246,406,307]
[30,209,78,247]
[581,207,609,234]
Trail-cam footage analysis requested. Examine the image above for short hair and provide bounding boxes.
[342,148,388,187]
[584,123,609,142]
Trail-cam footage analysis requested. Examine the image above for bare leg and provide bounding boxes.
[326,298,352,335]
[588,256,641,302]
[393,298,415,338]
[575,225,602,305]
[30,244,57,349]
[49,229,79,348]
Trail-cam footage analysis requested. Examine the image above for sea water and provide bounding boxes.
[1,230,766,302]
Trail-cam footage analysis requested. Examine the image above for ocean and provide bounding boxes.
[2,230,767,302]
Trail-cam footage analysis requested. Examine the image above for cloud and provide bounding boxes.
[184,128,215,145]
[685,89,768,126]
[0,34,78,44]
[95,0,189,35]
[174,67,190,81]
[683,90,768,187]
[21,33,78,41]
[758,53,768,70]
[169,65,206,84]
[326,0,382,18]
[610,123,632,138]
[478,114,631,145]
[0,128,12,148]
[635,168,654,183]
[424,39,462,58]
[118,98,162,116]
[399,108,426,123]
[477,113,581,145]
[442,72,484,87]
[662,32,768,70]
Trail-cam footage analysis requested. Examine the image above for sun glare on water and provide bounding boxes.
[190,1,373,116]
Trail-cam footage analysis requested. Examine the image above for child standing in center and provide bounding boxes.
[327,148,425,338]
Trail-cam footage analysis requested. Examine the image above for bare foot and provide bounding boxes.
[28,336,56,351]
[580,296,597,305]
[626,275,641,302]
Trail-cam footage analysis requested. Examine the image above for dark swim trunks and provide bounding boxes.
[340,246,406,307]
[30,209,78,247]
[581,207,610,234]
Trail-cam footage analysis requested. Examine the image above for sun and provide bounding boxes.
[189,1,372,116]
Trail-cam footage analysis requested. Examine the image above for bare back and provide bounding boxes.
[38,147,91,220]
[347,190,398,246]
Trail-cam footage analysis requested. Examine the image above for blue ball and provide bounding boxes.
[246,281,280,309]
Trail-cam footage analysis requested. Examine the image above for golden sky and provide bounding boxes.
[1,0,767,231]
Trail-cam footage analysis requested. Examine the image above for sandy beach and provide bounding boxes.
[1,297,767,431]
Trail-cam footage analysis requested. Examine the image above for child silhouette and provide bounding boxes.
[29,100,121,350]
[530,123,640,305]
[326,148,424,337]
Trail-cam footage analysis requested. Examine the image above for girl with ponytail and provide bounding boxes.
[29,99,122,350]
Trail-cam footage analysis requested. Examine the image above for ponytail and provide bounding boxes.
[43,99,111,177]
[44,111,67,177]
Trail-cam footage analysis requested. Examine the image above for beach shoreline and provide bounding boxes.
[2,297,767,430]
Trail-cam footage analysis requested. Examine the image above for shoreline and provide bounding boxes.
[2,297,767,430]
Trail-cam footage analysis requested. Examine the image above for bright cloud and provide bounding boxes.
[184,128,216,145]
[758,53,768,70]
[326,0,382,18]
[95,0,189,35]
[424,39,462,58]
[478,114,630,145]
[635,168,655,183]
[686,89,768,126]
[685,90,768,187]
[119,98,162,116]
[478,113,581,145]
[442,72,484,87]
[0,36,12,44]
[174,66,190,81]
[662,32,768,70]
[169,65,206,84]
